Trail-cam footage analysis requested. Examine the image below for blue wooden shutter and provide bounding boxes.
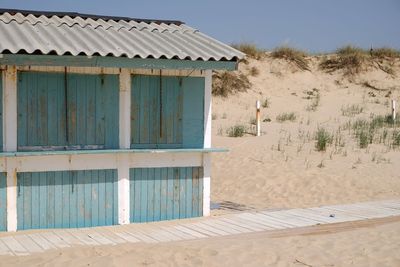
[17,170,118,230]
[17,72,67,150]
[131,75,183,148]
[67,74,119,149]
[182,77,204,148]
[17,72,119,150]
[130,167,203,222]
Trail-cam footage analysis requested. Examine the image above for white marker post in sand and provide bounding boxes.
[256,100,261,136]
[392,100,396,121]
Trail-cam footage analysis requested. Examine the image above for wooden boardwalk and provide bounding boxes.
[1,199,400,256]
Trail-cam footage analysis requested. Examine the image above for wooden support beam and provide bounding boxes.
[118,69,131,225]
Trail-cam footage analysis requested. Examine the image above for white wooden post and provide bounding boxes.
[256,100,261,136]
[392,100,396,121]
[3,66,18,231]
[118,69,131,225]
[203,70,212,216]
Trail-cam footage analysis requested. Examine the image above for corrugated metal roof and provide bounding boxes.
[0,9,244,62]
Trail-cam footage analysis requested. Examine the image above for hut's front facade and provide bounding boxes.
[0,9,243,231]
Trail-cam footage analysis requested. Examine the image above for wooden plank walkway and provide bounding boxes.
[1,199,399,256]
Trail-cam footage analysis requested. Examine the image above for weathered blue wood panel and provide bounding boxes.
[0,173,6,231]
[131,75,183,148]
[130,167,203,223]
[17,72,119,151]
[17,169,118,230]
[182,77,204,148]
[0,73,3,151]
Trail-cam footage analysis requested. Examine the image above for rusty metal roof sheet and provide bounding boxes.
[0,9,244,61]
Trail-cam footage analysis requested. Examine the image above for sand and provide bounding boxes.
[2,218,400,266]
[2,55,400,266]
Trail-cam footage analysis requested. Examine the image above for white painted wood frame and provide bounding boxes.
[118,69,131,225]
[3,66,18,231]
[203,70,212,216]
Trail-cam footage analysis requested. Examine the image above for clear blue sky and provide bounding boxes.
[1,0,399,53]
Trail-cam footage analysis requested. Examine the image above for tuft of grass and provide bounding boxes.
[392,130,400,147]
[249,117,257,125]
[249,66,260,76]
[212,113,218,120]
[226,124,246,137]
[262,97,270,108]
[271,46,310,71]
[314,128,333,151]
[276,112,297,122]
[371,47,400,59]
[212,71,251,97]
[306,91,320,112]
[231,43,265,59]
[341,104,364,117]
[320,45,367,75]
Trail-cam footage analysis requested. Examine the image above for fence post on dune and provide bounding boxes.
[392,100,396,122]
[256,100,261,136]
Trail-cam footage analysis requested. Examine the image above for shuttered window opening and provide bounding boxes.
[17,72,119,151]
[130,167,203,223]
[131,75,205,149]
[17,170,118,230]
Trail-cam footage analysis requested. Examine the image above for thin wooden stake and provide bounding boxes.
[392,100,396,121]
[256,100,261,136]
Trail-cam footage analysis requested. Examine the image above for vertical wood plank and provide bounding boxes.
[0,173,7,231]
[132,168,141,222]
[98,169,106,226]
[47,172,55,229]
[61,171,71,228]
[76,170,85,228]
[91,170,99,227]
[166,167,174,220]
[39,172,47,229]
[185,167,193,218]
[173,168,180,219]
[198,167,204,216]
[140,168,148,222]
[105,169,114,226]
[160,168,168,221]
[147,168,155,222]
[153,168,161,222]
[179,167,186,219]
[69,171,78,228]
[84,170,92,227]
[192,167,200,217]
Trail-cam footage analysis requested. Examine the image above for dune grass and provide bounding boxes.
[271,46,310,71]
[276,112,297,122]
[212,71,251,97]
[231,43,265,59]
[320,45,367,75]
[227,124,246,137]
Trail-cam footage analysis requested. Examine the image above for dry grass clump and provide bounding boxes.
[212,71,251,97]
[314,128,333,151]
[271,46,310,71]
[371,47,400,59]
[320,46,368,75]
[249,66,260,76]
[231,43,265,59]
[276,112,297,122]
[227,124,246,137]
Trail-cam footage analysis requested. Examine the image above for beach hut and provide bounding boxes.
[0,9,243,231]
